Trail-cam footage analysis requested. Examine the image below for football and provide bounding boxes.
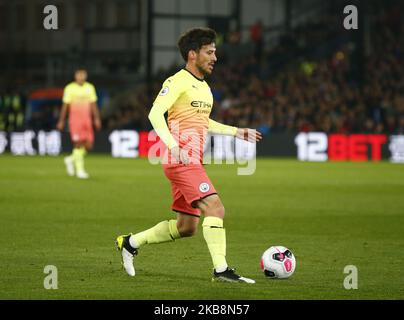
[260,246,296,279]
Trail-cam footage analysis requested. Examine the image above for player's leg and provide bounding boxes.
[63,146,76,177]
[75,124,94,178]
[72,140,89,179]
[129,212,198,248]
[116,183,200,276]
[116,214,198,277]
[196,194,255,284]
[128,186,200,247]
[195,194,226,271]
[161,164,254,282]
[84,140,93,151]
[68,122,93,179]
[64,123,84,177]
[176,213,199,237]
[63,127,81,177]
[64,140,85,177]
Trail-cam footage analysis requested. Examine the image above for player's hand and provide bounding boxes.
[56,121,64,131]
[236,128,263,143]
[94,118,102,131]
[170,146,190,165]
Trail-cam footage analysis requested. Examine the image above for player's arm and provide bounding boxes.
[235,127,262,143]
[57,85,71,131]
[57,103,69,131]
[90,102,102,131]
[208,118,262,143]
[148,103,178,150]
[89,85,101,131]
[148,79,181,150]
[208,118,238,136]
[148,80,189,164]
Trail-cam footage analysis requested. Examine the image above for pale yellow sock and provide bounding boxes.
[202,216,228,272]
[130,220,181,248]
[73,147,86,172]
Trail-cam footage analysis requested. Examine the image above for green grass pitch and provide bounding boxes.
[0,155,403,299]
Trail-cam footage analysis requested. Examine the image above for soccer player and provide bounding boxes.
[116,28,262,283]
[57,69,101,179]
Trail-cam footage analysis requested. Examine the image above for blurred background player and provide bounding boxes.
[116,28,262,283]
[57,69,101,179]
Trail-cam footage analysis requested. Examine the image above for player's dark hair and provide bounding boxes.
[75,67,87,73]
[177,27,217,61]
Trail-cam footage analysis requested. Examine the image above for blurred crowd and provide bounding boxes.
[0,91,62,132]
[106,4,404,136]
[210,26,404,135]
[0,92,26,131]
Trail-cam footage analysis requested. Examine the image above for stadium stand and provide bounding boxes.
[103,2,403,135]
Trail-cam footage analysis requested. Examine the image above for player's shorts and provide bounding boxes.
[163,164,217,217]
[69,121,94,143]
